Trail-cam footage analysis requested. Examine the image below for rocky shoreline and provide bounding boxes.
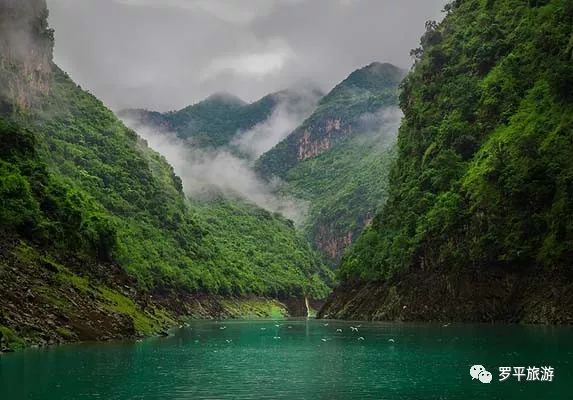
[318,266,573,324]
[0,236,316,353]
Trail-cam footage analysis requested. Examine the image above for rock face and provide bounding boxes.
[0,0,53,110]
[256,62,404,263]
[319,267,573,324]
[322,0,573,323]
[0,0,327,350]
[257,62,403,179]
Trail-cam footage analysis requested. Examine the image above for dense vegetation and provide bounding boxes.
[284,135,396,262]
[256,63,404,179]
[338,0,573,280]
[0,1,331,300]
[255,63,404,262]
[121,88,321,149]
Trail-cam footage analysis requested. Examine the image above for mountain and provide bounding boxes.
[320,0,573,323]
[256,62,404,178]
[0,0,330,350]
[120,87,322,150]
[257,63,405,262]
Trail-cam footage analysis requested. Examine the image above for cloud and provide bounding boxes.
[112,0,305,24]
[202,40,294,80]
[122,118,309,223]
[47,0,446,111]
[231,88,320,159]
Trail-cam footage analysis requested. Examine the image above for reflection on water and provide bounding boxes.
[0,320,572,399]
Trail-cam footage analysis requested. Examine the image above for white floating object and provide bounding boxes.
[336,329,343,333]
[388,338,395,343]
[358,337,365,341]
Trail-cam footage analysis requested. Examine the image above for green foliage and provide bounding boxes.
[0,325,26,350]
[1,66,330,298]
[285,135,396,263]
[339,0,573,280]
[121,89,321,149]
[257,63,404,179]
[255,62,403,263]
[190,199,334,298]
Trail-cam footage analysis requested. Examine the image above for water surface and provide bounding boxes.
[1,320,571,399]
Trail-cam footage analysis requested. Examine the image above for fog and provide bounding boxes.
[122,101,402,223]
[231,88,320,160]
[47,0,445,111]
[121,92,318,223]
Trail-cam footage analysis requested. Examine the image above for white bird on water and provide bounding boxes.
[336,329,343,333]
[358,337,365,341]
[388,338,395,343]
[260,328,267,331]
[323,323,329,327]
[321,338,327,342]
[219,326,227,330]
[273,336,281,340]
[350,326,358,332]
[225,339,232,343]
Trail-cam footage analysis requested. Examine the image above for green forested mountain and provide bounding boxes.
[257,63,404,178]
[321,0,573,323]
[0,0,330,349]
[120,88,322,149]
[257,63,405,262]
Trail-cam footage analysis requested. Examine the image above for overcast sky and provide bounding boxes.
[47,0,445,111]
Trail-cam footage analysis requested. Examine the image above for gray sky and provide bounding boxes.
[47,0,445,111]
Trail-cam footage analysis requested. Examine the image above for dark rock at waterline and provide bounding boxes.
[319,267,573,324]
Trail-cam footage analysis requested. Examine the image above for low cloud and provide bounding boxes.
[201,40,294,81]
[231,87,320,159]
[357,106,403,143]
[122,118,309,223]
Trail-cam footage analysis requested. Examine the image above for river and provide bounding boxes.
[0,320,571,399]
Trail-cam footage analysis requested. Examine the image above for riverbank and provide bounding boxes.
[318,266,573,324]
[0,237,319,352]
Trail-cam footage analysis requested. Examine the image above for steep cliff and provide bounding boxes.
[120,87,322,150]
[0,0,330,350]
[257,62,403,178]
[257,63,404,262]
[0,0,52,111]
[321,0,573,323]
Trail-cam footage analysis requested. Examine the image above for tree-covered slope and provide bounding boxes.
[256,62,404,179]
[258,63,404,262]
[0,0,331,348]
[321,0,573,323]
[120,88,322,149]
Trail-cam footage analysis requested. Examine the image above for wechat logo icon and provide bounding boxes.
[470,365,492,384]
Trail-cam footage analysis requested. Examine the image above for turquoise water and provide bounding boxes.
[0,320,571,399]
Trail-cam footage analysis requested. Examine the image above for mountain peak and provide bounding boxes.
[339,62,405,92]
[203,92,246,106]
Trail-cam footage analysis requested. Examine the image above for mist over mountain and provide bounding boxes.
[120,87,322,223]
[46,0,445,110]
